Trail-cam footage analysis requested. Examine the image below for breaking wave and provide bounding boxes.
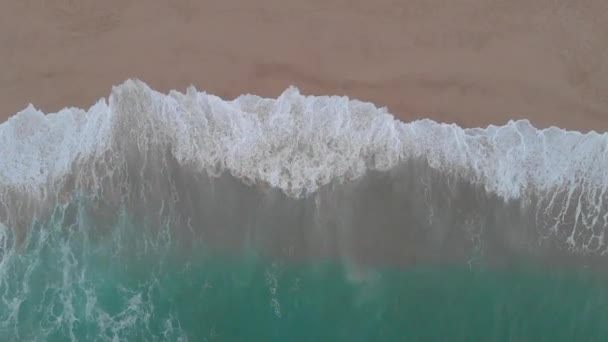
[1,79,608,340]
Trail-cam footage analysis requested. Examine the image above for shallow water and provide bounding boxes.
[2,212,607,341]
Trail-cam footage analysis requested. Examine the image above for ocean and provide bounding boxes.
[1,80,607,341]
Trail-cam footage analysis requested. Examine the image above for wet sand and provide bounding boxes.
[1,0,607,131]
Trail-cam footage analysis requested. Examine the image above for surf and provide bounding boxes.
[1,79,606,257]
[1,79,607,340]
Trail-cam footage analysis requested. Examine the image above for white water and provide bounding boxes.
[0,79,607,255]
[2,79,606,197]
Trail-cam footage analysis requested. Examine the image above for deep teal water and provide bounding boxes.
[1,211,607,341]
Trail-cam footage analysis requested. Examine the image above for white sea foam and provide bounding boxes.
[1,79,606,199]
[0,79,607,254]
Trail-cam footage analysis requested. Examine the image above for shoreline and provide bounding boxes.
[1,1,607,132]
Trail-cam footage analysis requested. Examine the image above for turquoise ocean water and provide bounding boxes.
[2,209,608,341]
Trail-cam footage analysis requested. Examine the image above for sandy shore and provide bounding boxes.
[1,0,607,131]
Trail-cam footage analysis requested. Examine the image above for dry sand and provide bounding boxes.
[1,0,607,131]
